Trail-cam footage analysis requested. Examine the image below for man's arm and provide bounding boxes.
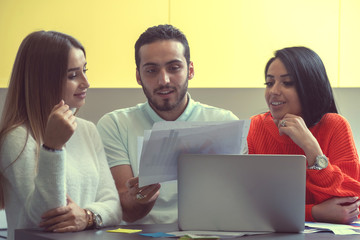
[111,165,160,223]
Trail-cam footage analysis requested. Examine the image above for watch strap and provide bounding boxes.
[84,209,94,229]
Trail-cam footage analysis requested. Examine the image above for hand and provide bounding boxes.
[126,177,160,204]
[275,114,322,165]
[43,100,77,150]
[39,195,87,232]
[312,197,360,224]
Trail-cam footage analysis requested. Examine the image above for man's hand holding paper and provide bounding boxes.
[138,120,250,187]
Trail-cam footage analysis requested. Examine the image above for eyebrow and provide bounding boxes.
[67,67,80,72]
[266,74,291,78]
[142,59,184,68]
[67,62,87,72]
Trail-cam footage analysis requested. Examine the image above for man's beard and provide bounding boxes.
[140,78,188,112]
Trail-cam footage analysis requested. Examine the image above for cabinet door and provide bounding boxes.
[170,0,339,88]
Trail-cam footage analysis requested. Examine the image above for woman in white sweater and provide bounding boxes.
[0,31,122,240]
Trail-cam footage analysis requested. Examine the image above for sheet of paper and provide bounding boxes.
[305,222,360,235]
[168,230,269,238]
[0,210,7,229]
[138,120,250,187]
[136,130,151,175]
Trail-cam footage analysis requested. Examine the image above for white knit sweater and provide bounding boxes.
[0,118,122,240]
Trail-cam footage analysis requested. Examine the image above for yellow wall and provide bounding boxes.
[0,0,359,88]
[339,0,360,87]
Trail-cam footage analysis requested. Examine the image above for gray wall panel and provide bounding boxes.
[0,87,359,148]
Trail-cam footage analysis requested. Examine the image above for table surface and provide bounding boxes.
[14,223,360,240]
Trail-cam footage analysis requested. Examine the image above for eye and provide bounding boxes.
[168,64,181,72]
[68,72,77,80]
[83,67,88,73]
[282,81,295,87]
[144,67,158,74]
[264,81,274,87]
[265,75,275,87]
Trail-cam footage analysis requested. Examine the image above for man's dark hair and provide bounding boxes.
[135,24,190,69]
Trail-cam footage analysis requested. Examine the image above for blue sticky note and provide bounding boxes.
[139,232,175,237]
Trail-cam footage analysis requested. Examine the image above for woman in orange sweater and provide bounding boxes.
[247,46,360,224]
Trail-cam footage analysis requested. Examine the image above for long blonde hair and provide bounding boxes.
[0,31,85,209]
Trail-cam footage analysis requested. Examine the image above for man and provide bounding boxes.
[97,24,238,224]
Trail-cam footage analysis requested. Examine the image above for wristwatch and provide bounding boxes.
[308,155,328,170]
[85,209,103,229]
[92,212,103,229]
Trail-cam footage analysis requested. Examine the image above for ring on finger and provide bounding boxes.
[280,120,286,127]
[136,193,145,200]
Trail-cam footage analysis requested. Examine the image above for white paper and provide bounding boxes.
[138,120,250,187]
[0,210,7,229]
[167,230,269,238]
[305,222,360,235]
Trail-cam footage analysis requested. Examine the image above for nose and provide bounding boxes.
[270,81,281,95]
[158,69,170,85]
[80,72,90,89]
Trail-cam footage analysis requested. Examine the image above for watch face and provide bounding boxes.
[94,214,103,228]
[316,155,328,168]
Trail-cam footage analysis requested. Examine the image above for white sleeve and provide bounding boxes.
[0,126,66,228]
[82,123,122,226]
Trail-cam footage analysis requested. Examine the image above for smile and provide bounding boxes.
[74,92,86,98]
[156,89,174,95]
[271,101,285,106]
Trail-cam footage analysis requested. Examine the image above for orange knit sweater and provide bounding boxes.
[247,112,360,221]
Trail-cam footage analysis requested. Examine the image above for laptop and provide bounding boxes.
[177,154,306,233]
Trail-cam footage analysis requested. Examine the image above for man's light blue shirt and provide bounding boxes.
[97,95,238,224]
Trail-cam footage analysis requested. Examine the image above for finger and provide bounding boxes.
[278,124,290,136]
[40,214,68,228]
[41,206,70,219]
[348,216,359,224]
[59,112,77,131]
[126,177,139,189]
[44,220,73,232]
[53,102,70,114]
[52,100,65,111]
[129,184,140,195]
[147,184,161,201]
[53,225,77,233]
[62,108,74,119]
[136,184,161,202]
[68,115,77,127]
[40,217,62,228]
[138,183,161,197]
[66,194,74,204]
[73,121,78,129]
[337,196,359,205]
[349,200,360,213]
[346,209,359,224]
[349,206,360,215]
